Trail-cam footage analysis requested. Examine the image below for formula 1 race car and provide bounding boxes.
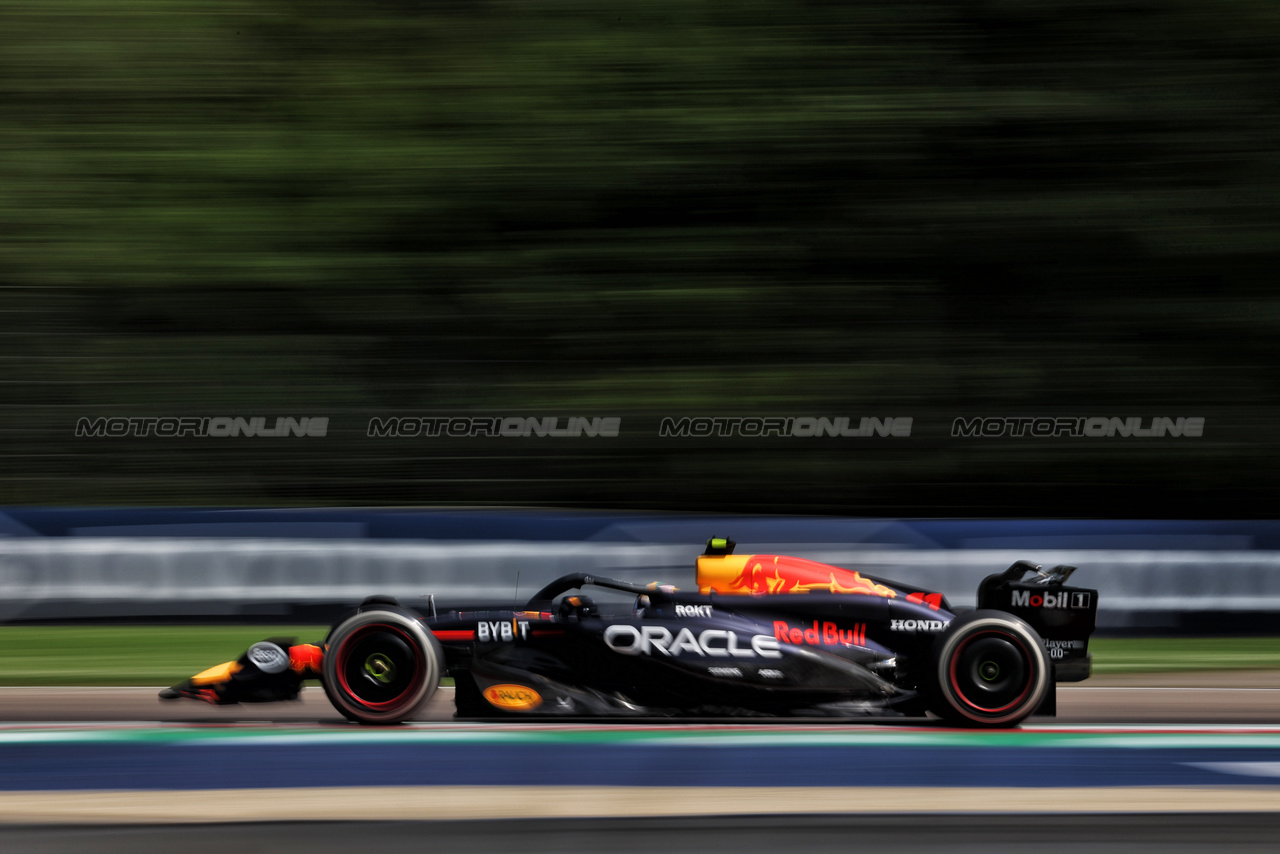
[162,538,1098,727]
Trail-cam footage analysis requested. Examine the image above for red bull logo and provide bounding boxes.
[698,554,897,598]
[774,620,867,647]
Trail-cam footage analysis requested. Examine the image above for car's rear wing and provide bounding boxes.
[977,560,1097,682]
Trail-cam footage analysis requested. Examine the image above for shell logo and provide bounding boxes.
[483,684,543,711]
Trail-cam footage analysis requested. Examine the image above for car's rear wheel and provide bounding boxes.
[322,609,441,724]
[930,610,1049,728]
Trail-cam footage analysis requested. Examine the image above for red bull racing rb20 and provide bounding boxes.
[163,538,1098,728]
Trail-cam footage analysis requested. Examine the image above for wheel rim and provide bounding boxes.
[948,630,1034,715]
[335,624,424,711]
[365,653,397,684]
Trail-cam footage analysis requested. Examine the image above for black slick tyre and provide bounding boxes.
[930,609,1049,728]
[322,609,442,724]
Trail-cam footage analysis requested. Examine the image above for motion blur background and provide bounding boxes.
[3,0,1278,516]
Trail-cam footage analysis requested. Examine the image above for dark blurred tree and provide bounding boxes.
[1,0,1277,513]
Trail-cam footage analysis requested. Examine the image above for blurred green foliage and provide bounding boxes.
[1,1,1278,512]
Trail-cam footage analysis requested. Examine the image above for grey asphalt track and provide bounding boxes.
[1,675,1276,849]
[1,814,1278,854]
[2,671,1279,723]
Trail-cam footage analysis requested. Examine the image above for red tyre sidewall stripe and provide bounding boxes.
[948,629,1035,716]
[335,623,426,711]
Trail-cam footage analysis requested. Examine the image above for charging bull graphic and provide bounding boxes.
[698,554,898,597]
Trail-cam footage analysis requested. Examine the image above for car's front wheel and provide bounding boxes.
[322,609,442,724]
[930,610,1049,728]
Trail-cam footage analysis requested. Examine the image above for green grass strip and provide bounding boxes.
[0,627,1277,685]
[1091,637,1280,673]
[0,626,329,686]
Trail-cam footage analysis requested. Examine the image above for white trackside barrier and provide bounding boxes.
[0,539,691,622]
[1,539,1278,628]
